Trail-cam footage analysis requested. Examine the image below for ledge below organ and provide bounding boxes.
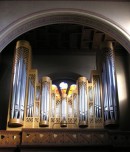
[0,129,130,152]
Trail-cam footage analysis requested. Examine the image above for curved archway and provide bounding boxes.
[48,72,81,96]
[48,72,81,82]
[0,8,130,53]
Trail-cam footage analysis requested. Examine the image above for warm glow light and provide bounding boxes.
[117,74,127,102]
[52,84,57,91]
[68,84,76,96]
[52,84,60,97]
[70,84,76,91]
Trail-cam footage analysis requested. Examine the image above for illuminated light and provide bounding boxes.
[70,84,76,90]
[52,84,57,91]
[52,84,60,97]
[59,82,68,94]
[59,82,68,89]
[68,84,77,96]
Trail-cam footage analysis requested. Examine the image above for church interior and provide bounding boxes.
[0,0,130,152]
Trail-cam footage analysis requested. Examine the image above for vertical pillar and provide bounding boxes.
[7,40,31,128]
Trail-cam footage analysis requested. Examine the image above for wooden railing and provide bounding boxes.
[0,129,130,149]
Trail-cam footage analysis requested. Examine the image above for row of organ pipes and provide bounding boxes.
[7,40,119,130]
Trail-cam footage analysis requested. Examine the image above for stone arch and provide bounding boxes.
[0,8,130,53]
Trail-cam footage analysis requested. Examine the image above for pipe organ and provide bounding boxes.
[7,40,119,130]
[24,69,38,128]
[90,71,103,128]
[99,41,119,127]
[39,77,51,127]
[7,40,31,129]
[78,77,88,127]
[61,94,68,127]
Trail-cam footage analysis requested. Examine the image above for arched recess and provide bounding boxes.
[48,72,81,82]
[0,8,130,53]
[48,72,81,95]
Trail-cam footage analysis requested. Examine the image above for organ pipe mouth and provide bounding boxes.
[8,118,23,127]
[104,120,119,129]
[60,120,67,127]
[79,121,88,128]
[39,120,49,127]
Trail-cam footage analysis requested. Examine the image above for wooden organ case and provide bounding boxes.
[3,40,123,151]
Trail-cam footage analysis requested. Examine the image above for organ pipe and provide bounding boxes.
[101,41,119,127]
[78,77,88,128]
[34,83,41,117]
[39,76,51,127]
[8,40,31,127]
[26,78,35,117]
[51,85,57,117]
[60,93,67,127]
[93,76,102,118]
[73,91,78,118]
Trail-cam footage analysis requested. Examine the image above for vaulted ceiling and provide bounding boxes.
[3,24,126,55]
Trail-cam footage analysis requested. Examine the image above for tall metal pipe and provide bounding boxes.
[78,77,88,128]
[8,40,31,128]
[60,93,67,127]
[101,41,119,127]
[39,76,51,127]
